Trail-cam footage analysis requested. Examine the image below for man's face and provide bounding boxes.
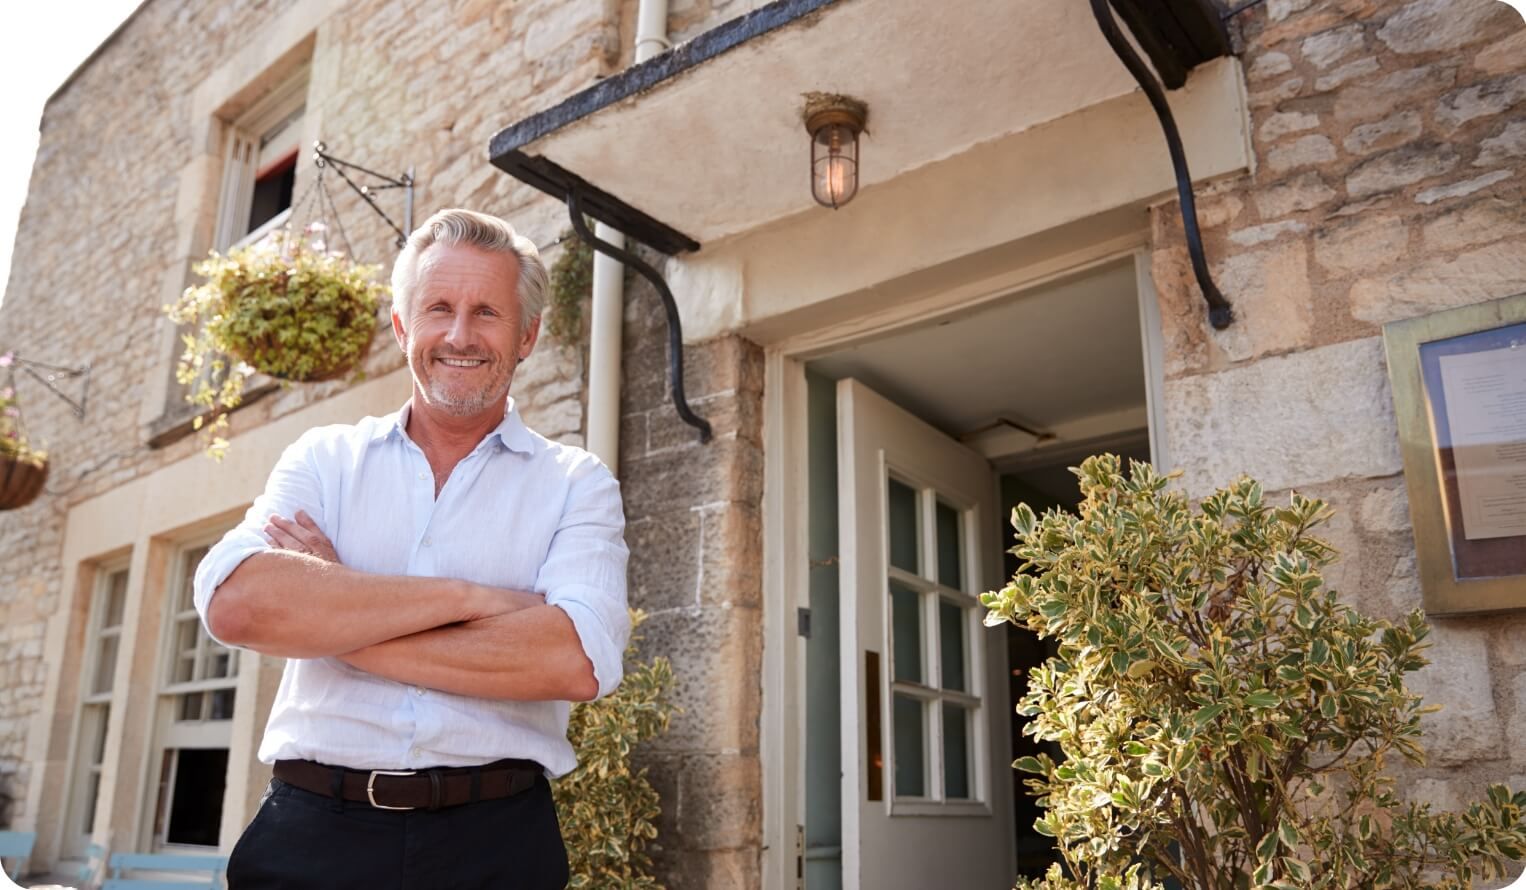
[391,244,539,419]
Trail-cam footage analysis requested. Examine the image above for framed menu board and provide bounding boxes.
[1383,292,1526,615]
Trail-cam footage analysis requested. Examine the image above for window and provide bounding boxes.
[886,476,984,806]
[148,543,238,849]
[62,566,128,858]
[214,68,309,251]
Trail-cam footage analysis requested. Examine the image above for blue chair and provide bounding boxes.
[102,852,229,890]
[0,830,36,881]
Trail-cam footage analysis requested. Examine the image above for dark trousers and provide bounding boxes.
[227,776,570,889]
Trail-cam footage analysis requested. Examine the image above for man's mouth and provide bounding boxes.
[436,357,488,368]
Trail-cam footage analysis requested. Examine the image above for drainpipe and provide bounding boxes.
[586,0,671,473]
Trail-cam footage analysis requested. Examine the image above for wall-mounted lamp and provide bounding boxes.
[803,93,868,210]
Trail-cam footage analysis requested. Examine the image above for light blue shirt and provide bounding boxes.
[193,399,630,777]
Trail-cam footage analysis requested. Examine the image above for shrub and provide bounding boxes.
[555,610,677,890]
[980,454,1525,890]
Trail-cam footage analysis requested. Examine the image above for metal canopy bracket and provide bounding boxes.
[1093,0,1235,329]
[566,188,712,444]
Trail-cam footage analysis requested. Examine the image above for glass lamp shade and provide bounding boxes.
[810,121,860,209]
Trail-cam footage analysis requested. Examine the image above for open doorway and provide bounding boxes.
[796,255,1159,888]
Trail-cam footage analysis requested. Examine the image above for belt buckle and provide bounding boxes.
[366,769,418,810]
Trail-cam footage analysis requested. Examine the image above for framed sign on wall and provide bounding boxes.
[1383,292,1526,616]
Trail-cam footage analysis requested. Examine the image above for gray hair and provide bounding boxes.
[391,208,549,325]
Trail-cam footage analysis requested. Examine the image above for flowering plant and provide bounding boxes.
[164,224,386,458]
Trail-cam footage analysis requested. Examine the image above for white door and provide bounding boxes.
[837,379,1014,890]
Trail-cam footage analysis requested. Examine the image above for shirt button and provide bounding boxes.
[411,747,422,759]
[418,471,428,481]
[421,536,432,547]
[414,686,426,696]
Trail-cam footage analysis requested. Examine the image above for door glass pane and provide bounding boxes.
[209,688,237,721]
[207,645,236,680]
[177,692,205,722]
[893,694,926,798]
[943,704,972,800]
[935,501,962,589]
[887,478,919,574]
[82,771,101,835]
[90,705,111,764]
[940,601,967,692]
[178,547,209,611]
[890,581,922,684]
[164,748,228,847]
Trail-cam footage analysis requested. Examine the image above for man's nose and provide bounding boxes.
[444,309,473,346]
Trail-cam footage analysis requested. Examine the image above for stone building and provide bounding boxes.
[0,0,1522,887]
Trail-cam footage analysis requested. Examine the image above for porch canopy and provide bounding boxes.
[488,0,1231,254]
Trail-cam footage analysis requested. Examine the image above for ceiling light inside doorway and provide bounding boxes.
[803,93,867,210]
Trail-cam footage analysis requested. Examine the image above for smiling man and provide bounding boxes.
[193,208,630,889]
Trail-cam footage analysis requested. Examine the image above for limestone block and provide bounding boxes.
[1163,338,1403,496]
[1407,624,1503,767]
[1415,170,1514,205]
[1267,134,1337,173]
[675,753,763,850]
[1250,77,1305,108]
[1343,111,1423,157]
[1314,57,1381,93]
[1346,143,1461,199]
[1229,220,1309,247]
[1268,0,1314,22]
[1475,29,1526,76]
[1436,74,1526,133]
[620,436,765,522]
[1510,676,1526,763]
[638,605,762,754]
[1493,619,1526,667]
[1349,242,1526,324]
[1255,171,1337,218]
[1313,215,1409,277]
[1208,241,1314,362]
[1335,65,1458,123]
[1360,483,1412,535]
[1376,0,1520,55]
[519,396,582,439]
[626,509,702,612]
[1475,121,1526,168]
[1408,777,1463,811]
[698,503,762,608]
[520,0,606,62]
[1259,111,1321,143]
[1301,24,1365,69]
[1248,51,1294,80]
[1422,196,1526,253]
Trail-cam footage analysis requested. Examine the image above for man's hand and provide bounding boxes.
[264,511,340,563]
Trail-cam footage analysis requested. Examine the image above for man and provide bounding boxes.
[194,208,630,889]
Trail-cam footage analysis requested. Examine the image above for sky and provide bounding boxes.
[0,1,144,309]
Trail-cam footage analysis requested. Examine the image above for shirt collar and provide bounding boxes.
[370,397,537,455]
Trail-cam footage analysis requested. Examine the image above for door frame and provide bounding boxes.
[760,237,1170,889]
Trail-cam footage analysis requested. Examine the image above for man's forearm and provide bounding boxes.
[337,604,599,702]
[208,551,514,659]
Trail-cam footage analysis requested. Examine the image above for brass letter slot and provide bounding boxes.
[865,649,883,801]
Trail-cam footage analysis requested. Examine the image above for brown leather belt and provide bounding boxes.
[273,758,541,811]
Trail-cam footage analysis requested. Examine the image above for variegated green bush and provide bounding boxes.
[555,609,677,890]
[980,454,1525,890]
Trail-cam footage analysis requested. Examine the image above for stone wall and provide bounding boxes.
[1151,0,1526,806]
[618,253,767,888]
[0,0,759,876]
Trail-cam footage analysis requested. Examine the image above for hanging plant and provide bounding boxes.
[0,356,48,511]
[546,228,593,344]
[165,224,387,459]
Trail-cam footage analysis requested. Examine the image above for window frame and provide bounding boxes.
[883,468,992,817]
[61,562,130,859]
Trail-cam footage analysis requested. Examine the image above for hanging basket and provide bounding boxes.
[225,303,378,383]
[0,454,47,511]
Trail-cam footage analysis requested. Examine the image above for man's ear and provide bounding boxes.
[391,307,408,353]
[519,314,541,361]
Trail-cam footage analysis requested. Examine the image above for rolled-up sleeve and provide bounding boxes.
[193,428,326,645]
[537,457,631,700]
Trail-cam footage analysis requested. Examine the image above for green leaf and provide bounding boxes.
[1193,702,1228,727]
